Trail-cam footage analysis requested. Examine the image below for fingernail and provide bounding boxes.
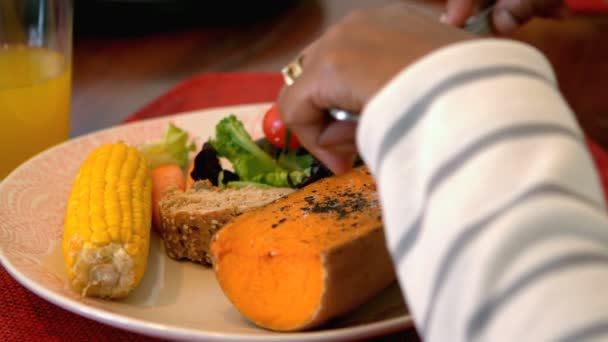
[493,9,519,34]
[439,13,449,24]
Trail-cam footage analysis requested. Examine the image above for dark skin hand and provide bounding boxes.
[443,0,566,34]
[277,3,473,174]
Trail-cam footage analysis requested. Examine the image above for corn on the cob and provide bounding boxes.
[62,142,152,299]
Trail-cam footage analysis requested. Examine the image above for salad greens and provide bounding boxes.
[208,115,313,188]
[138,123,196,169]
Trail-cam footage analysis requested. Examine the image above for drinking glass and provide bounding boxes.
[0,0,73,179]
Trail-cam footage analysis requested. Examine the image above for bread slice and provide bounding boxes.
[158,181,294,266]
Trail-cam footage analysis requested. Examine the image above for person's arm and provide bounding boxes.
[358,38,608,341]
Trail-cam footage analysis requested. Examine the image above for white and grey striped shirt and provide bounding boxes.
[357,39,608,342]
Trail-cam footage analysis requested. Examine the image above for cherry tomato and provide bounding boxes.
[262,103,300,150]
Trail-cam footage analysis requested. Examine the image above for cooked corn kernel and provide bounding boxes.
[62,142,152,299]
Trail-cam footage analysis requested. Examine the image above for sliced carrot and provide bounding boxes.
[151,163,185,230]
[185,159,196,190]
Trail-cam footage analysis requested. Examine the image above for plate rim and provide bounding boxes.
[0,103,413,342]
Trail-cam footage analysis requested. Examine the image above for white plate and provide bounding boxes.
[0,103,412,342]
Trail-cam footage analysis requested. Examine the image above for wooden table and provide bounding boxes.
[69,0,608,340]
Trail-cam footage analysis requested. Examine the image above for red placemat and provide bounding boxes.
[125,72,284,123]
[2,71,607,342]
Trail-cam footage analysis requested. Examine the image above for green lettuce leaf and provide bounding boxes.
[208,115,312,188]
[137,123,196,169]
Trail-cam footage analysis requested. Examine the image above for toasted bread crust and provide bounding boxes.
[158,181,294,266]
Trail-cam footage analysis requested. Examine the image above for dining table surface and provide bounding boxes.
[4,0,607,341]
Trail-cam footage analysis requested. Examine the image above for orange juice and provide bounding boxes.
[0,45,71,178]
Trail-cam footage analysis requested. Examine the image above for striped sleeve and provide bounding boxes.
[356,39,608,342]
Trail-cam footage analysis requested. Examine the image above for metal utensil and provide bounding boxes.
[463,2,496,35]
[329,109,359,123]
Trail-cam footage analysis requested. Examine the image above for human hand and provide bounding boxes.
[277,3,473,174]
[443,0,566,34]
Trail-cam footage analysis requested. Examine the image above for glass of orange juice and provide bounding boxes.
[0,0,73,179]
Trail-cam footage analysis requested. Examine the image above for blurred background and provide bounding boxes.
[71,0,608,151]
[72,0,400,136]
[74,0,303,36]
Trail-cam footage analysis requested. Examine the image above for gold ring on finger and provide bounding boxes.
[281,55,304,86]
